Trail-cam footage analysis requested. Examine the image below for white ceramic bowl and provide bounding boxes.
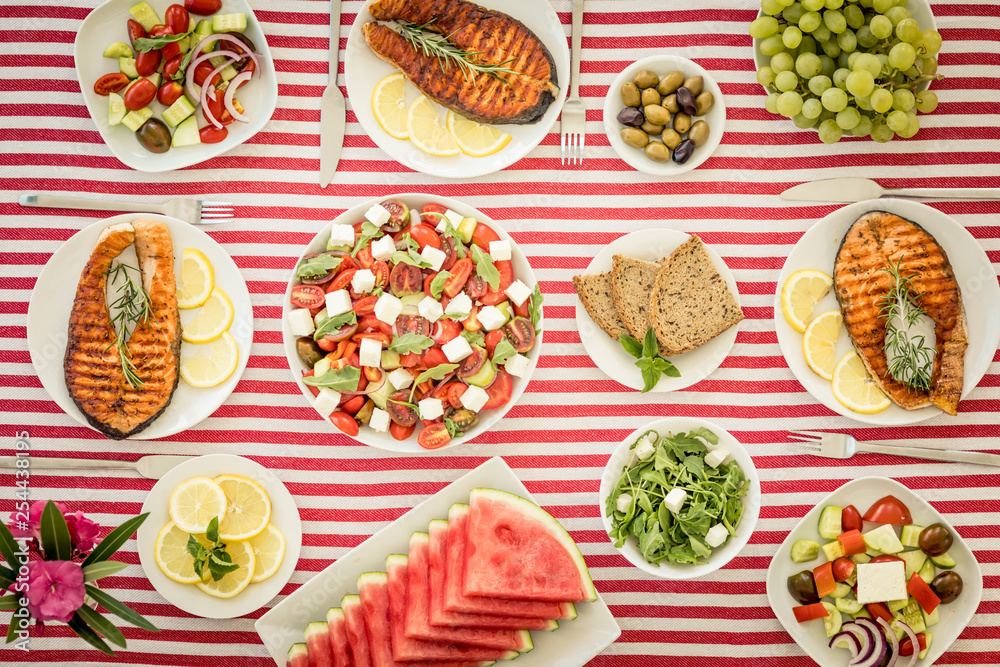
[603,55,726,176]
[282,194,542,453]
[74,0,277,172]
[598,417,760,579]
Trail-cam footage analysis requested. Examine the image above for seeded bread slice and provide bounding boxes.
[573,272,629,341]
[649,235,744,356]
[609,254,671,355]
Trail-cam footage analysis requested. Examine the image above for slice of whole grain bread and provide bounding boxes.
[609,254,671,355]
[573,272,629,341]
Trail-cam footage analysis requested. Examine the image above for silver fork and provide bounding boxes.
[560,0,586,165]
[788,430,1000,467]
[18,193,234,225]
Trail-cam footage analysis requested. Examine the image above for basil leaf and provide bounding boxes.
[636,358,659,393]
[642,327,659,359]
[471,245,500,291]
[133,32,189,53]
[351,221,383,257]
[313,311,357,341]
[460,328,484,347]
[388,333,434,355]
[528,283,543,329]
[430,270,451,299]
[491,338,517,367]
[303,365,361,392]
[618,333,643,359]
[654,356,681,378]
[297,254,341,279]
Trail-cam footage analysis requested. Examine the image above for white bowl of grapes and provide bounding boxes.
[750,0,942,144]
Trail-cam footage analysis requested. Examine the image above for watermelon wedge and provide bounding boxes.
[427,520,559,631]
[305,621,334,667]
[326,607,352,667]
[445,505,580,616]
[406,532,533,651]
[287,643,309,667]
[464,489,597,603]
[342,595,372,667]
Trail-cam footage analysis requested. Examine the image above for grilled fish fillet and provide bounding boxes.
[833,211,967,415]
[64,220,180,439]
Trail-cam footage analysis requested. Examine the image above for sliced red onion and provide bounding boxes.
[184,51,238,103]
[897,621,919,667]
[224,71,252,123]
[829,630,861,657]
[322,322,359,343]
[878,617,900,667]
[429,373,456,395]
[189,33,259,77]
[201,60,241,128]
[851,618,887,667]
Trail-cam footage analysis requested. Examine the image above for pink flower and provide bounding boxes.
[9,501,101,557]
[65,512,101,554]
[10,501,67,541]
[25,560,84,623]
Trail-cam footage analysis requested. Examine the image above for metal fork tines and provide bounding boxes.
[560,0,585,165]
[196,201,235,219]
[787,429,1000,467]
[19,193,234,225]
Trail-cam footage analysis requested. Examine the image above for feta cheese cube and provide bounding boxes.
[313,388,343,417]
[663,488,687,513]
[287,308,315,336]
[369,408,391,433]
[488,239,512,261]
[387,368,413,390]
[418,296,443,323]
[418,397,445,420]
[634,436,655,461]
[421,246,446,272]
[856,561,908,604]
[370,235,396,262]
[324,289,353,317]
[445,292,472,317]
[460,385,489,412]
[444,209,464,229]
[327,223,356,248]
[704,446,731,469]
[365,203,390,226]
[503,353,530,377]
[505,279,533,306]
[442,336,473,363]
[351,269,376,294]
[359,337,382,367]
[705,523,729,548]
[615,493,633,513]
[374,293,403,325]
[477,305,506,331]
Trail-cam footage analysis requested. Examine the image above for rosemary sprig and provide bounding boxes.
[878,255,935,392]
[104,262,153,388]
[393,20,518,86]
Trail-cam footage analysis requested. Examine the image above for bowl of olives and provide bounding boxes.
[603,55,726,175]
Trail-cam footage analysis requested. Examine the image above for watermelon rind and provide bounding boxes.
[304,621,327,639]
[287,642,308,659]
[358,571,388,587]
[469,488,597,603]
[326,607,345,623]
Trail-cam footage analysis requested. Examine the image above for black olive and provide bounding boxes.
[672,138,695,165]
[918,523,953,557]
[675,86,698,116]
[787,571,819,605]
[616,107,645,127]
[930,571,962,604]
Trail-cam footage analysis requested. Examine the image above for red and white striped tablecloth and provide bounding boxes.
[2,1,999,665]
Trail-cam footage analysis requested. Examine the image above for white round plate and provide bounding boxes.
[137,454,302,619]
[74,0,278,172]
[575,229,741,392]
[27,213,253,439]
[603,54,726,176]
[283,193,542,453]
[598,417,761,580]
[344,0,570,179]
[775,199,1000,424]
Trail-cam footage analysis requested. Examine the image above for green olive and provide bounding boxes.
[673,112,692,134]
[657,70,684,96]
[662,93,679,114]
[644,104,671,126]
[620,127,649,148]
[644,141,670,162]
[633,69,660,89]
[684,75,704,96]
[661,128,682,150]
[640,88,661,107]
[695,91,715,116]
[620,82,641,107]
[640,120,664,135]
[689,120,710,147]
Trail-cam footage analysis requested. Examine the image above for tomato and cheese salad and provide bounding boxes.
[92,1,261,153]
[786,494,966,666]
[286,199,543,450]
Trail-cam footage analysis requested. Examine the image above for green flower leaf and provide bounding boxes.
[313,311,357,341]
[296,254,341,279]
[83,513,149,567]
[0,521,19,571]
[528,283,543,329]
[85,585,159,632]
[68,612,115,655]
[410,364,459,401]
[206,516,220,544]
[82,560,129,582]
[429,271,451,299]
[351,221,383,258]
[40,501,72,561]
[642,327,658,359]
[132,31,189,53]
[0,595,19,611]
[75,604,127,648]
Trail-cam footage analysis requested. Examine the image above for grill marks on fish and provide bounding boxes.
[834,211,967,415]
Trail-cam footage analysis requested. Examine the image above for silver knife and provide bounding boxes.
[319,0,346,188]
[0,455,193,480]
[781,177,1000,203]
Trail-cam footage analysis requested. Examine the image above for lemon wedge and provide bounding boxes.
[247,523,285,583]
[213,474,271,542]
[407,95,460,157]
[832,351,891,414]
[155,521,210,584]
[195,539,255,599]
[372,73,409,140]
[180,331,239,388]
[446,111,511,157]
[177,248,215,309]
[803,310,843,381]
[169,477,227,534]
[181,287,234,344]
[781,269,834,333]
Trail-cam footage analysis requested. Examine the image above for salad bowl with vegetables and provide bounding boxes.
[282,194,543,454]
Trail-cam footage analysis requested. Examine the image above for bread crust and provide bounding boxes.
[572,273,628,341]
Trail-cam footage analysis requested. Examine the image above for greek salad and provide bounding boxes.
[787,494,965,666]
[92,1,262,153]
[287,199,542,450]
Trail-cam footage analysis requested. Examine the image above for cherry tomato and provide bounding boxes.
[494,260,514,291]
[831,557,855,583]
[387,391,419,427]
[503,317,536,353]
[329,411,359,437]
[400,352,420,368]
[422,347,450,369]
[127,18,146,47]
[341,395,365,416]
[898,633,928,657]
[465,275,487,299]
[338,256,360,273]
[193,60,222,88]
[389,421,415,441]
[164,4,190,35]
[462,307,481,332]
[371,261,390,289]
[863,495,913,525]
[93,72,130,96]
[439,237,458,271]
[353,331,391,347]
[457,346,486,378]
[156,81,185,106]
[316,337,338,352]
[302,369,320,397]
[423,273,438,298]
[353,295,378,317]
[133,48,160,77]
[358,316,393,338]
[409,224,442,251]
[513,298,530,319]
[421,202,448,225]
[481,370,513,411]
[364,367,382,382]
[184,0,222,14]
[147,25,181,61]
[444,258,472,298]
[390,262,423,296]
[328,269,357,292]
[841,505,863,534]
[485,330,504,358]
[237,57,256,85]
[869,554,905,565]
[418,423,451,449]
[199,125,228,144]
[356,246,375,269]
[479,289,507,306]
[471,223,501,251]
[203,90,244,126]
[432,319,462,346]
[162,53,184,79]
[290,284,325,310]
[124,78,157,110]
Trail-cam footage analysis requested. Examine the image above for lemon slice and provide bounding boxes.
[372,73,409,140]
[407,95,461,157]
[781,269,834,333]
[213,474,271,542]
[154,521,210,584]
[446,111,512,157]
[181,287,234,344]
[169,477,228,534]
[803,310,843,381]
[177,248,215,309]
[247,523,285,583]
[195,539,255,599]
[832,351,891,414]
[180,331,239,388]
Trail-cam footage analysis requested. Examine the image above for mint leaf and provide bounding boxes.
[618,333,643,359]
[186,534,204,560]
[492,338,517,367]
[430,271,451,299]
[642,328,658,359]
[654,356,681,378]
[389,333,434,355]
[636,358,660,392]
[528,283,543,329]
[313,311,357,341]
[460,329,484,347]
[206,517,219,544]
[304,365,361,392]
[351,221,382,258]
[471,245,500,291]
[297,254,342,279]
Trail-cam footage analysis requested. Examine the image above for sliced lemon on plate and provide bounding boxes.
[169,477,228,534]
[180,331,239,388]
[372,72,409,140]
[247,523,285,583]
[214,474,272,542]
[407,95,461,157]
[781,269,834,333]
[803,310,843,381]
[155,521,210,584]
[177,248,215,309]
[832,351,891,414]
[181,287,234,344]
[446,111,512,157]
[195,539,256,599]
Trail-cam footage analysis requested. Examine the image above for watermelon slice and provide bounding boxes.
[305,621,334,667]
[385,555,518,662]
[287,643,309,667]
[445,505,580,616]
[326,607,352,667]
[464,489,597,603]
[342,595,372,667]
[406,532,533,651]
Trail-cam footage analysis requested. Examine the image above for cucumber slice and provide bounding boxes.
[108,93,126,126]
[852,607,871,620]
[830,582,852,599]
[918,631,932,660]
[465,356,497,388]
[817,505,843,539]
[850,553,872,565]
[863,524,904,554]
[790,540,820,563]
[119,56,139,79]
[369,375,393,410]
[922,604,939,628]
[313,357,331,377]
[897,550,928,579]
[821,540,845,561]
[146,72,161,89]
[899,600,926,634]
[887,596,909,613]
[121,107,153,132]
[171,115,201,148]
[918,558,935,584]
[495,300,513,324]
[929,551,956,568]
[176,35,190,55]
[458,216,477,243]
[103,41,133,58]
[835,597,863,615]
[381,350,402,370]
[128,1,161,32]
[900,524,924,548]
[162,95,196,128]
[821,602,842,638]
[194,19,215,51]
[212,13,248,33]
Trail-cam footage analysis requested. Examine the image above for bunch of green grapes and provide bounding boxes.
[750,0,943,144]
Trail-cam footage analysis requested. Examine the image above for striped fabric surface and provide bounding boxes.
[2,0,999,665]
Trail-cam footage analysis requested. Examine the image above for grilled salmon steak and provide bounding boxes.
[833,211,967,415]
[364,0,559,124]
[64,220,180,439]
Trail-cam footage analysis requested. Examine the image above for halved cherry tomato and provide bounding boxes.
[329,411,359,437]
[203,89,242,126]
[397,314,432,338]
[338,256,360,273]
[503,317,536,353]
[162,53,184,79]
[236,58,256,86]
[353,332,391,346]
[290,284,325,309]
[371,261,390,288]
[868,554,905,565]
[356,245,375,269]
[432,319,462,345]
[358,316,392,338]
[390,262,423,296]
[341,395,365,416]
[513,298,530,319]
[199,125,228,144]
[316,337,338,352]
[494,260,514,291]
[185,0,221,14]
[465,275,487,299]
[157,80,185,106]
[364,367,382,382]
[485,330,504,357]
[123,78,157,110]
[421,202,448,225]
[127,18,146,47]
[456,346,486,378]
[194,60,222,88]
[353,295,378,317]
[389,421,415,441]
[418,423,451,449]
[841,505,863,534]
[328,269,357,292]
[439,237,458,271]
[865,602,893,624]
[792,603,829,624]
[302,369,320,397]
[907,572,941,615]
[898,632,928,657]
[432,381,463,407]
[831,557,855,583]
[424,273,438,298]
[812,561,836,598]
[471,222,501,251]
[421,347,450,369]
[164,4,190,35]
[444,258,472,298]
[863,495,912,525]
[479,289,508,306]
[482,370,513,410]
[386,390,418,427]
[94,72,129,96]
[398,352,420,368]
[410,224,442,250]
[135,46,162,77]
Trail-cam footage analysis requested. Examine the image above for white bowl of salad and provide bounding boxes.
[599,417,760,579]
[282,194,543,453]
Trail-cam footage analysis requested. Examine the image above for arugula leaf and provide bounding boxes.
[470,245,500,291]
[297,254,341,279]
[313,311,357,341]
[460,329,485,347]
[528,283,543,329]
[441,311,469,321]
[391,248,432,268]
[303,365,361,392]
[351,221,382,257]
[491,338,517,367]
[133,32,190,53]
[389,333,434,354]
[410,363,459,401]
[618,333,643,359]
[444,418,462,438]
[430,271,451,299]
[441,221,467,259]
